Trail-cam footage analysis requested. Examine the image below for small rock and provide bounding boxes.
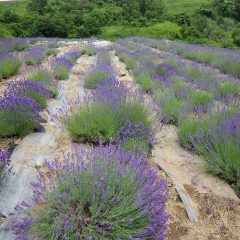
[119,72,126,77]
[38,112,48,123]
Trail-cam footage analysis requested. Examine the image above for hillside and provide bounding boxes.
[163,0,212,15]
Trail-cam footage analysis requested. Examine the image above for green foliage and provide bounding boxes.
[53,65,69,80]
[46,48,58,56]
[189,90,213,107]
[133,71,153,92]
[67,103,117,143]
[23,89,48,109]
[218,82,240,99]
[121,137,151,155]
[67,100,151,144]
[0,110,36,137]
[81,48,96,56]
[0,57,21,80]
[141,21,182,40]
[84,70,109,89]
[154,88,184,125]
[27,70,58,97]
[30,160,150,239]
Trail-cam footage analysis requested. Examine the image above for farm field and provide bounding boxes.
[0,36,239,240]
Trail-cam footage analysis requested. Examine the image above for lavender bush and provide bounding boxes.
[53,55,74,80]
[12,144,169,239]
[0,53,21,79]
[24,47,46,65]
[6,80,52,109]
[27,70,58,98]
[0,94,40,137]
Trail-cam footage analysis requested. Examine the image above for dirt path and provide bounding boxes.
[112,52,240,240]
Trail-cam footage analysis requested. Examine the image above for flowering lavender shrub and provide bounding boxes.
[0,53,21,79]
[13,144,169,239]
[84,70,109,89]
[14,39,29,51]
[0,94,40,137]
[27,70,58,98]
[67,103,118,143]
[46,48,58,57]
[6,80,52,109]
[195,113,240,196]
[24,47,46,65]
[0,150,10,184]
[67,49,80,63]
[116,121,155,155]
[53,56,73,80]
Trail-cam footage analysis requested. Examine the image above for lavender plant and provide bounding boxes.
[12,144,169,239]
[53,56,73,80]
[0,53,21,79]
[6,80,52,109]
[0,94,40,137]
[27,70,58,98]
[81,48,97,56]
[24,47,46,65]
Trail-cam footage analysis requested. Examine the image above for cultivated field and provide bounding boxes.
[0,37,239,239]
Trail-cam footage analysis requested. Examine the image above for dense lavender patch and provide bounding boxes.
[0,94,41,137]
[52,50,80,80]
[24,46,46,65]
[68,51,152,153]
[0,38,29,53]
[6,80,52,109]
[131,37,240,78]
[12,144,169,239]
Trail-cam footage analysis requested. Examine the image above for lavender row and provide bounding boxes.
[114,39,240,197]
[52,49,81,80]
[11,50,169,239]
[130,37,240,78]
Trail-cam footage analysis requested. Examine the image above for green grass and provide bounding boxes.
[163,0,212,15]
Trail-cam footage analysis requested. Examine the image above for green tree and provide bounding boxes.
[28,0,48,15]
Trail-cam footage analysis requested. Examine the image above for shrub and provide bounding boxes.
[133,70,153,92]
[53,56,73,80]
[47,41,58,49]
[0,95,40,137]
[81,48,96,56]
[196,113,240,196]
[27,70,58,98]
[67,50,81,63]
[218,82,240,99]
[67,103,117,143]
[0,54,21,79]
[84,70,109,89]
[116,121,154,155]
[53,65,70,80]
[154,88,184,125]
[7,81,52,109]
[24,47,45,65]
[46,48,58,56]
[141,22,182,40]
[14,39,29,51]
[12,144,169,240]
